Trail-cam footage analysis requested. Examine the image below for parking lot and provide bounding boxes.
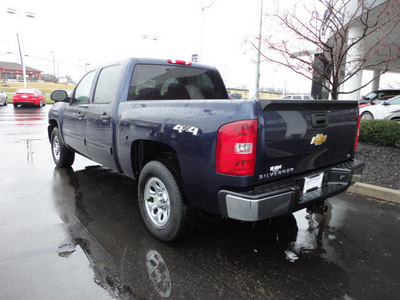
[1,105,399,299]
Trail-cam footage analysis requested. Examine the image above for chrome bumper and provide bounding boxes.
[218,160,365,222]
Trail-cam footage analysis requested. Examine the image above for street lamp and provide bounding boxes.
[6,8,36,88]
[200,0,215,63]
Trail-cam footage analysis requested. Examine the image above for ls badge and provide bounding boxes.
[311,134,327,146]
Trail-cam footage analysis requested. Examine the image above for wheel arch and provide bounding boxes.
[130,140,180,179]
[48,119,59,143]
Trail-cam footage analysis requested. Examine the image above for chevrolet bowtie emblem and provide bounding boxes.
[311,134,327,146]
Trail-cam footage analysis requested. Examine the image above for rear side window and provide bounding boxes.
[128,64,227,100]
[94,64,123,104]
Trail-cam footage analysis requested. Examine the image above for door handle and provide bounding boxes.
[75,111,84,120]
[100,113,111,123]
[100,114,111,120]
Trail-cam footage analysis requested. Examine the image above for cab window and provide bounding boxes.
[128,64,228,100]
[73,71,95,104]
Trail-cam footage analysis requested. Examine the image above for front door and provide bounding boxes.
[85,64,123,170]
[62,71,96,157]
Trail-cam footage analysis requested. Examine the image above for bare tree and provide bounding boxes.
[254,0,400,99]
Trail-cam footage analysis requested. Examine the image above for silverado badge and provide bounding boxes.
[311,134,327,146]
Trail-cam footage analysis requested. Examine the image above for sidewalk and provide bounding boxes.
[347,183,400,205]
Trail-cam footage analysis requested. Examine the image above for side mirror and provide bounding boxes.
[383,101,390,106]
[51,90,69,102]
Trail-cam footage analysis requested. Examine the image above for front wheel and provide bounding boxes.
[138,160,198,242]
[361,111,374,120]
[51,127,75,167]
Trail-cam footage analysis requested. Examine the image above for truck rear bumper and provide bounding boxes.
[218,160,364,222]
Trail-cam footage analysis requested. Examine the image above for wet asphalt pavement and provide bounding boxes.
[1,104,399,300]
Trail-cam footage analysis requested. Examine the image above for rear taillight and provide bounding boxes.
[354,114,361,151]
[216,120,257,176]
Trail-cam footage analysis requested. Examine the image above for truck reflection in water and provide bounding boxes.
[146,250,171,298]
[51,164,349,299]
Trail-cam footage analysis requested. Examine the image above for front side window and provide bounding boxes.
[93,64,123,104]
[73,71,96,104]
[128,64,227,100]
[389,97,400,105]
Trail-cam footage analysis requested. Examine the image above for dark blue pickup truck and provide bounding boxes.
[48,58,364,241]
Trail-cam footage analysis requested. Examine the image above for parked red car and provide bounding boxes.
[13,88,46,108]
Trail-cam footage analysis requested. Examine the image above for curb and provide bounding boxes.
[347,183,400,204]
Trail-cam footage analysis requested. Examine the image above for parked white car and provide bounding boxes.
[0,90,8,106]
[281,95,314,100]
[360,95,400,120]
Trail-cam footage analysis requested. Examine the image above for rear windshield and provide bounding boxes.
[128,64,228,100]
[17,88,36,94]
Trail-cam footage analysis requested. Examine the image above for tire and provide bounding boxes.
[51,127,75,168]
[138,160,198,242]
[392,118,400,124]
[361,111,374,120]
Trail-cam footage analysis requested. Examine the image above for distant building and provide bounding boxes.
[0,61,42,82]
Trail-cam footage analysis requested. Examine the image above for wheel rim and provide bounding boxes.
[361,112,373,120]
[144,177,170,227]
[52,135,61,162]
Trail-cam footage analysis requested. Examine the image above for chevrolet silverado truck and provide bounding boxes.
[48,58,364,242]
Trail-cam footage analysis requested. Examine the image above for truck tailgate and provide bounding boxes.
[256,100,359,182]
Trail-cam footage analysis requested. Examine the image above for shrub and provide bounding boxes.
[359,119,400,146]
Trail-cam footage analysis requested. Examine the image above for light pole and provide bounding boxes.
[50,51,56,81]
[200,0,215,63]
[85,63,91,73]
[249,0,263,100]
[6,8,35,88]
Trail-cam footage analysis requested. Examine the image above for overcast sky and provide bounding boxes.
[1,0,398,95]
[1,0,302,91]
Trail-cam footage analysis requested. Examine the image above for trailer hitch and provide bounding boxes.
[306,203,328,216]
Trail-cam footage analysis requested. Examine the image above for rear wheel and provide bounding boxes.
[51,127,75,167]
[138,160,198,242]
[361,111,374,120]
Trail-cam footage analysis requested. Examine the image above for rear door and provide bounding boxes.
[62,71,95,156]
[84,64,123,170]
[256,100,359,182]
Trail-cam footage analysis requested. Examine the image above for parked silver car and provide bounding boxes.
[383,109,400,123]
[0,91,8,106]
